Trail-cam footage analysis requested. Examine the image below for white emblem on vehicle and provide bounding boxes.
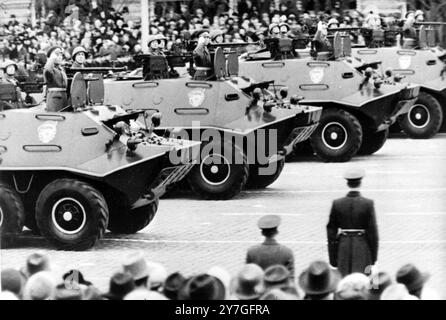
[399,55,412,70]
[38,121,58,144]
[310,67,325,84]
[188,89,206,107]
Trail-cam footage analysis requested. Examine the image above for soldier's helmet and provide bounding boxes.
[1,60,18,75]
[269,23,280,36]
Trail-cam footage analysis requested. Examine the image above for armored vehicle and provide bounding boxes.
[104,48,322,200]
[350,24,446,138]
[239,32,420,162]
[0,72,200,250]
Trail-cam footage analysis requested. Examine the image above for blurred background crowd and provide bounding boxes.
[0,0,444,66]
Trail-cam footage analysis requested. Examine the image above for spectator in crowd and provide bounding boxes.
[178,274,226,300]
[23,271,57,300]
[20,252,51,279]
[246,215,295,277]
[1,269,26,299]
[163,272,187,300]
[396,264,440,300]
[102,272,135,300]
[232,264,265,300]
[368,271,393,300]
[334,273,370,300]
[380,283,418,300]
[123,252,150,289]
[146,261,168,292]
[207,266,232,299]
[263,264,299,297]
[298,261,341,300]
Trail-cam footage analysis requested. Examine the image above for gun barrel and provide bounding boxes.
[328,27,362,32]
[208,42,260,48]
[415,22,446,26]
[67,67,128,73]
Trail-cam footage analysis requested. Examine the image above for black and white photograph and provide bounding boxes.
[0,0,445,306]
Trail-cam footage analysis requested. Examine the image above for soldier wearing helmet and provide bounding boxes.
[155,34,168,56]
[210,30,224,45]
[415,10,424,23]
[0,60,25,109]
[278,22,291,39]
[71,46,88,68]
[1,60,19,85]
[147,35,160,56]
[269,23,281,39]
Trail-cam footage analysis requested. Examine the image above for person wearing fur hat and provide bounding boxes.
[43,46,68,112]
[71,46,88,68]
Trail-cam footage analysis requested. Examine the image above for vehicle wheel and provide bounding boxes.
[398,92,443,139]
[108,199,158,234]
[246,158,285,189]
[188,141,249,200]
[310,108,363,162]
[36,179,109,251]
[0,183,25,240]
[358,129,389,156]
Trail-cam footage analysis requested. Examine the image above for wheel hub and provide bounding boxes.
[51,198,87,235]
[200,154,231,186]
[322,122,348,150]
[408,104,430,129]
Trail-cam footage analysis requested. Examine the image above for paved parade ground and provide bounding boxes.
[2,134,446,298]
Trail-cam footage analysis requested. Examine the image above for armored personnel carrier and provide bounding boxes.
[350,24,446,138]
[0,72,200,250]
[104,48,322,200]
[238,32,420,162]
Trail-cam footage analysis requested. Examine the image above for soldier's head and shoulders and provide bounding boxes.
[334,168,374,205]
[248,215,291,252]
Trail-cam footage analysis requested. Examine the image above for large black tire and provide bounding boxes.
[358,129,389,156]
[188,141,249,200]
[108,199,159,234]
[0,183,25,241]
[310,108,363,162]
[36,179,109,251]
[398,92,443,139]
[246,158,285,189]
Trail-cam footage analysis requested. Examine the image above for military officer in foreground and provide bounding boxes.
[326,169,379,277]
[246,215,295,278]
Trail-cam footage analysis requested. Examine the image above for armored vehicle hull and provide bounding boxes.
[0,106,199,250]
[239,54,420,162]
[104,75,322,200]
[352,46,446,138]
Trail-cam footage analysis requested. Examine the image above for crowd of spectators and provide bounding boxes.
[0,1,384,67]
[0,249,439,300]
